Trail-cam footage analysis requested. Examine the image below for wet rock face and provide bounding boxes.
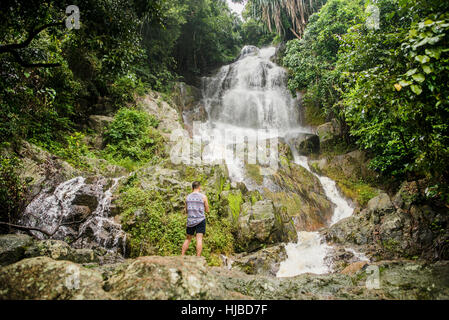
[309,149,377,190]
[291,133,320,156]
[16,141,79,202]
[71,184,100,212]
[265,160,334,231]
[324,189,449,261]
[214,260,449,300]
[20,176,127,255]
[171,82,206,133]
[233,200,297,252]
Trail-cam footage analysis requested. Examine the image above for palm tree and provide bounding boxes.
[249,0,326,38]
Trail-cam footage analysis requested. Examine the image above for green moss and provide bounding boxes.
[245,163,264,184]
[101,107,165,171]
[336,179,379,207]
[382,239,400,254]
[249,190,263,205]
[309,161,322,175]
[303,101,327,127]
[227,191,243,221]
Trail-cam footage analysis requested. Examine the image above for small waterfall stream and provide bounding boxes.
[276,148,357,277]
[20,175,127,255]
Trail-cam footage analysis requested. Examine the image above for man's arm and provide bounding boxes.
[184,200,187,215]
[203,195,210,213]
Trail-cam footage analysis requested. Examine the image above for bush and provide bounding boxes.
[0,156,28,230]
[103,108,164,169]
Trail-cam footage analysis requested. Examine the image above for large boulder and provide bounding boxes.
[230,244,287,276]
[308,150,379,206]
[265,160,334,231]
[0,236,121,267]
[316,120,340,145]
[0,256,111,299]
[324,189,449,260]
[24,239,100,264]
[15,141,79,202]
[88,115,114,133]
[233,200,297,252]
[0,234,34,267]
[102,256,244,300]
[310,150,374,182]
[85,115,114,149]
[291,133,320,155]
[137,92,189,143]
[71,184,100,212]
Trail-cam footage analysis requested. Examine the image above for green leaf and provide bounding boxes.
[427,36,441,45]
[422,65,433,74]
[412,73,425,83]
[410,84,422,95]
[412,38,428,49]
[399,80,412,87]
[425,48,441,59]
[405,68,417,76]
[415,55,430,64]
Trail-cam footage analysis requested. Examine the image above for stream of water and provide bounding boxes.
[21,176,127,254]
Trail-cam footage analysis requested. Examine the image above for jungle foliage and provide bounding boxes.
[280,0,449,202]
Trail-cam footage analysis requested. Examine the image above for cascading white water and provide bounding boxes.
[199,45,366,277]
[199,45,310,189]
[276,148,355,277]
[21,176,127,254]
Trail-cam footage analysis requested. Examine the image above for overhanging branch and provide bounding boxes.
[0,21,65,68]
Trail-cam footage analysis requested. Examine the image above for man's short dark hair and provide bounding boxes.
[192,181,201,190]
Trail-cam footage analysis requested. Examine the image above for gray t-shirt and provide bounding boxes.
[186,192,206,227]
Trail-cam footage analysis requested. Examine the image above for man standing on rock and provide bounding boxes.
[181,181,209,257]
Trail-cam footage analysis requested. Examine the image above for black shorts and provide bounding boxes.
[186,219,206,235]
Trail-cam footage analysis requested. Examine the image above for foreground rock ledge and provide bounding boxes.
[1,255,448,300]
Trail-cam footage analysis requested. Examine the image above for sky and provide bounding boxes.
[226,0,246,17]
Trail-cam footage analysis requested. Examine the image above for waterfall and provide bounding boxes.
[198,45,367,277]
[20,176,127,255]
[198,45,311,188]
[276,148,356,277]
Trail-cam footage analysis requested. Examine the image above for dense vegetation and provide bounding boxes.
[278,0,449,203]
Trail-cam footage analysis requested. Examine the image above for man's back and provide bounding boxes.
[186,191,205,227]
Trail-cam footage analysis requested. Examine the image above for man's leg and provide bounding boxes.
[196,233,203,257]
[181,234,193,256]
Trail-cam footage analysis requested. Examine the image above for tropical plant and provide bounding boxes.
[246,0,327,38]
